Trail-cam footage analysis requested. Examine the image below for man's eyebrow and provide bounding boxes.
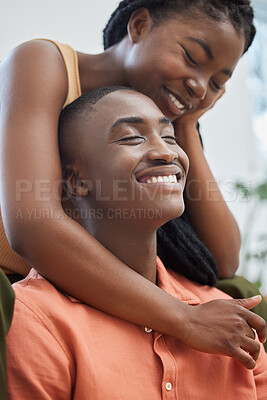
[186,37,233,77]
[160,116,172,125]
[110,116,172,132]
[110,117,144,131]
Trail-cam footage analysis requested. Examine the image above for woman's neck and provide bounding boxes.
[77,41,129,94]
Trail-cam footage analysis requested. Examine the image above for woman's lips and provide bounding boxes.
[161,87,192,118]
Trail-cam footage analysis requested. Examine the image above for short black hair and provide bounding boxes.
[103,0,255,54]
[58,86,136,166]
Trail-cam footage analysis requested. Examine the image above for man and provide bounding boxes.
[6,87,267,399]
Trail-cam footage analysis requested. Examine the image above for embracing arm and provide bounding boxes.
[0,41,265,369]
[174,116,241,278]
[0,40,191,337]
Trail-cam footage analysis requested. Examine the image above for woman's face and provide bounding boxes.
[124,10,245,121]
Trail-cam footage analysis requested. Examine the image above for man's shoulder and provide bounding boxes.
[13,269,77,316]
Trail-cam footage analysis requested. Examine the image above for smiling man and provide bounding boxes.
[6,87,267,399]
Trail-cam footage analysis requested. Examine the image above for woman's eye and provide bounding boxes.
[184,48,198,66]
[162,136,178,144]
[120,136,145,144]
[212,80,222,91]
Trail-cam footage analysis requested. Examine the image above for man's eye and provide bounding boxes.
[162,136,178,144]
[120,136,145,144]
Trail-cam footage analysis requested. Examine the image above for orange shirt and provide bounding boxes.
[6,258,267,400]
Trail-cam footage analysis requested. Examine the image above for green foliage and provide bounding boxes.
[234,176,267,290]
[255,182,267,200]
[234,181,252,199]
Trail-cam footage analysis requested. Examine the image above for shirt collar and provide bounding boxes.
[45,257,201,305]
[156,257,200,305]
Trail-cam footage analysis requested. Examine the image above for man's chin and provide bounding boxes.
[156,204,185,227]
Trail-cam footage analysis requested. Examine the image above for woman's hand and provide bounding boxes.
[175,87,225,128]
[178,296,266,370]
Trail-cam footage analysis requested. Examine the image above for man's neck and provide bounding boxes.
[82,215,158,284]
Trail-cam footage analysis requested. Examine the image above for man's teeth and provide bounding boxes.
[168,93,185,110]
[145,175,178,184]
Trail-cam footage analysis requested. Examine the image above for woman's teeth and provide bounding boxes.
[168,93,185,110]
[145,175,178,184]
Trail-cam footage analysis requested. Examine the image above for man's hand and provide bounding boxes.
[179,296,266,369]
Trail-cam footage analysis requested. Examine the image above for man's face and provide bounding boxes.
[76,90,189,227]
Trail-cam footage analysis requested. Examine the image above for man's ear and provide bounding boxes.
[127,8,154,44]
[62,167,89,198]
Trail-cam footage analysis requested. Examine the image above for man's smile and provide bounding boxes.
[135,164,185,189]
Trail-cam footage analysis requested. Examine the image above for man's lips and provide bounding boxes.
[135,165,184,184]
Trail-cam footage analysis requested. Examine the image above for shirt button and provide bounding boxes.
[166,382,172,391]
[144,327,153,333]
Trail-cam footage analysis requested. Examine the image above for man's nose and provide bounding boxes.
[146,140,178,163]
[185,77,207,100]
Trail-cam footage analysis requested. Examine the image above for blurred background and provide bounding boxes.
[1,0,266,292]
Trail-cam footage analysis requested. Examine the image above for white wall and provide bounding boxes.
[0,0,119,58]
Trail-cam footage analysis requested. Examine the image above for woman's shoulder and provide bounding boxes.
[0,39,68,110]
[3,39,67,66]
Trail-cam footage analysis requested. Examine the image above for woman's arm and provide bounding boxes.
[174,113,241,279]
[0,42,265,369]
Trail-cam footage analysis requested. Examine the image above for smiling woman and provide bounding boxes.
[108,11,245,121]
[0,0,264,373]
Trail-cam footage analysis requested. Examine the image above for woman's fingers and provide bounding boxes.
[246,327,256,340]
[241,336,261,362]
[228,297,267,343]
[246,311,267,344]
[232,346,257,370]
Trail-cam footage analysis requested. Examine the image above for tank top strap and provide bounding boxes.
[38,39,82,107]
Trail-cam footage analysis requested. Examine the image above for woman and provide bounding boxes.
[1,0,265,366]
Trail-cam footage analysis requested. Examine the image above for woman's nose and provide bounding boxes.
[185,77,207,100]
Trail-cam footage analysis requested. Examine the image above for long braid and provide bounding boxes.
[157,213,219,286]
[103,0,255,53]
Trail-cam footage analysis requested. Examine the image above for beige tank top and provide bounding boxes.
[0,39,82,275]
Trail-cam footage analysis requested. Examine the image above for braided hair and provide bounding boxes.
[103,0,255,54]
